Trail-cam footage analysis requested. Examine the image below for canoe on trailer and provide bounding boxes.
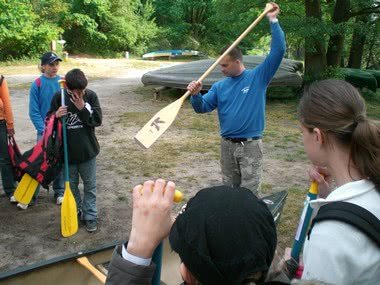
[0,191,287,285]
[142,50,200,60]
[141,55,304,89]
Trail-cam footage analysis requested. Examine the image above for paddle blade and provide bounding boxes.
[61,182,78,237]
[14,173,39,204]
[134,94,188,149]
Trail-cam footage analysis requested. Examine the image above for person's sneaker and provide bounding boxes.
[9,196,17,203]
[85,220,97,233]
[17,202,28,210]
[56,196,64,205]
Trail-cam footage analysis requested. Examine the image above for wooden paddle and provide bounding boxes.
[134,4,276,149]
[14,173,39,204]
[77,256,106,284]
[59,79,78,237]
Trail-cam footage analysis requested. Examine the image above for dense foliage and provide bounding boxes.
[0,0,379,78]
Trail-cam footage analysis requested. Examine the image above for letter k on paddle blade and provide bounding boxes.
[134,94,188,149]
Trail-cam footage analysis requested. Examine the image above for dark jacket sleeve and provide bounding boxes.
[105,245,156,285]
[77,89,102,127]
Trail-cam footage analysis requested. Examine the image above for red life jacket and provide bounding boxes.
[17,113,63,188]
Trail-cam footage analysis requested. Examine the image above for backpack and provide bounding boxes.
[308,201,380,247]
[17,113,63,188]
[35,77,42,88]
[34,76,62,89]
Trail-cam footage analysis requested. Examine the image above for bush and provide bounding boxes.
[267,86,301,100]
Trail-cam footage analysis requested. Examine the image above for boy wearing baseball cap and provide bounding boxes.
[19,52,64,210]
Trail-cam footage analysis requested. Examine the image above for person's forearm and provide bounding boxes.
[269,20,286,59]
[30,114,45,134]
[190,94,205,113]
[126,236,157,259]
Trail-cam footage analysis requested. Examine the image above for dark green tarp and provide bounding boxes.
[142,56,303,90]
[339,68,378,92]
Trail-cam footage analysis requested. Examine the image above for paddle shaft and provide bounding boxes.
[181,5,274,102]
[77,257,106,284]
[59,80,79,237]
[291,181,319,261]
[60,89,70,182]
[151,242,163,285]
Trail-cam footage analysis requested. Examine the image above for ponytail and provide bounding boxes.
[350,119,380,191]
[299,79,380,192]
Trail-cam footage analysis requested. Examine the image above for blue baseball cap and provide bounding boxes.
[41,52,62,65]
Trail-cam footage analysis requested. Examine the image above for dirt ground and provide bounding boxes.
[0,58,310,275]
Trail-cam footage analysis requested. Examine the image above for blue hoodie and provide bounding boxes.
[29,75,61,135]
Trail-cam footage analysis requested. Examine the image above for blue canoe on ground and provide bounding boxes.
[142,50,200,59]
[141,55,304,89]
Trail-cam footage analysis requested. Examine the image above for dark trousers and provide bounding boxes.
[0,120,16,197]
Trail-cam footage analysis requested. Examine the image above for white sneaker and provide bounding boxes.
[56,196,64,205]
[10,196,17,203]
[17,203,28,210]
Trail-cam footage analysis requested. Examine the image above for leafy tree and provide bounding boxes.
[0,0,60,60]
[62,0,157,55]
[152,0,213,49]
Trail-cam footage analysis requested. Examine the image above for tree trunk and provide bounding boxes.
[348,16,369,68]
[365,21,379,68]
[326,0,351,67]
[304,0,327,79]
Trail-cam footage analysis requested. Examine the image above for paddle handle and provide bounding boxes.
[181,5,275,102]
[77,257,106,284]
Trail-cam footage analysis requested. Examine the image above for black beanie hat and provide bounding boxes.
[169,186,277,285]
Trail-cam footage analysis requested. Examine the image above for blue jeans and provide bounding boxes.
[34,133,64,199]
[0,120,16,197]
[69,157,97,221]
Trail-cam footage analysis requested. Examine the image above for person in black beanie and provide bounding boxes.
[106,179,288,285]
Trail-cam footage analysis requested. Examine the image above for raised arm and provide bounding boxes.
[255,3,286,85]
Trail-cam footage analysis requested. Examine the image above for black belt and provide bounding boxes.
[223,136,261,143]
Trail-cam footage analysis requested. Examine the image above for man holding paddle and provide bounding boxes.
[187,2,285,195]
